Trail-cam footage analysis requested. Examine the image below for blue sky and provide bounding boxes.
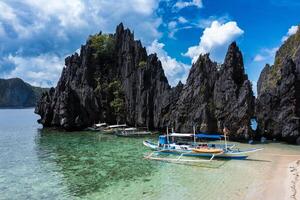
[0,0,299,94]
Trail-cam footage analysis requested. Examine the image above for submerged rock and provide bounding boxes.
[36,23,255,140]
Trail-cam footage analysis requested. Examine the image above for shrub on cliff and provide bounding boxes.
[89,34,115,59]
[138,61,147,68]
[108,80,125,123]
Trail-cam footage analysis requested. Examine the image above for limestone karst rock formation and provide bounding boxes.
[256,26,300,144]
[36,23,257,141]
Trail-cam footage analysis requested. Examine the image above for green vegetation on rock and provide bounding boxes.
[108,80,125,123]
[0,78,48,107]
[138,61,147,68]
[260,25,300,92]
[89,34,115,59]
[275,25,300,66]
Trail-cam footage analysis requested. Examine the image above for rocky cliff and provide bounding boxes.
[0,78,47,108]
[36,23,255,139]
[256,26,300,144]
[35,23,171,130]
[162,43,255,140]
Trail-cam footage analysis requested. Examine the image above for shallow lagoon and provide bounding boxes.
[0,109,299,200]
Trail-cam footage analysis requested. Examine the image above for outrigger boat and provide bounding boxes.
[102,124,127,133]
[115,127,153,137]
[85,122,107,131]
[143,128,263,162]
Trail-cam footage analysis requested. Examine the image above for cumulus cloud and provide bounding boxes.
[3,54,64,87]
[23,0,87,28]
[253,48,278,63]
[0,0,161,43]
[168,21,177,29]
[0,0,162,87]
[184,21,244,63]
[254,25,298,64]
[0,1,33,38]
[253,55,266,62]
[0,22,5,37]
[147,40,190,86]
[174,0,203,10]
[167,16,195,39]
[251,81,258,97]
[178,16,188,24]
[281,25,299,42]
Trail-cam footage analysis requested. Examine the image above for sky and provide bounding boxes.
[0,0,299,94]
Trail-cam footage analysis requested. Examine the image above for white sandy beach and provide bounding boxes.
[246,153,300,200]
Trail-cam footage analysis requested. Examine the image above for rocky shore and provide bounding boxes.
[35,23,300,144]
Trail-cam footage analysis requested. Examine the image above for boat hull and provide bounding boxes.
[157,150,248,160]
[143,141,263,160]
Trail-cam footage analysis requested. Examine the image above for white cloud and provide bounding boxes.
[253,47,278,63]
[253,54,266,62]
[4,54,64,87]
[184,21,244,63]
[196,15,230,29]
[0,0,162,43]
[168,21,178,38]
[23,0,86,28]
[85,0,161,43]
[0,1,32,38]
[147,40,190,86]
[174,0,203,10]
[131,0,159,15]
[168,21,177,29]
[281,25,299,42]
[178,16,188,24]
[251,81,257,97]
[254,25,298,64]
[0,22,5,37]
[0,0,163,87]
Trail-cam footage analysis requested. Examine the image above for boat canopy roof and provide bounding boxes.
[108,124,127,128]
[95,123,107,127]
[124,127,137,131]
[195,133,224,139]
[169,133,193,137]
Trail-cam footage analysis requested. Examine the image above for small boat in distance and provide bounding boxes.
[95,123,107,128]
[115,127,153,137]
[85,122,107,131]
[102,124,127,133]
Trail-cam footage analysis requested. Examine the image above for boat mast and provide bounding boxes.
[166,126,169,144]
[193,125,196,144]
[224,130,228,150]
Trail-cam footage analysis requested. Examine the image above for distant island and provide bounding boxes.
[35,23,300,144]
[0,78,48,108]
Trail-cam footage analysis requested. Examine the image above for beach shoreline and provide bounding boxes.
[287,160,300,200]
[265,157,300,200]
[245,151,300,200]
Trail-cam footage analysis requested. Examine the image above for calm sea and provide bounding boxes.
[0,108,299,200]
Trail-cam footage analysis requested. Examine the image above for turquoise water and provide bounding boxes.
[0,109,300,200]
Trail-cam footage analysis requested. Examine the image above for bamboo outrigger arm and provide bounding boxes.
[143,151,222,163]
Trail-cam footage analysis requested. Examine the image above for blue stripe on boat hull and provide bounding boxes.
[156,151,248,160]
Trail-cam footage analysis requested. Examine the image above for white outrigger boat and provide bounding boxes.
[102,124,127,133]
[115,127,153,137]
[143,128,263,162]
[85,122,107,131]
